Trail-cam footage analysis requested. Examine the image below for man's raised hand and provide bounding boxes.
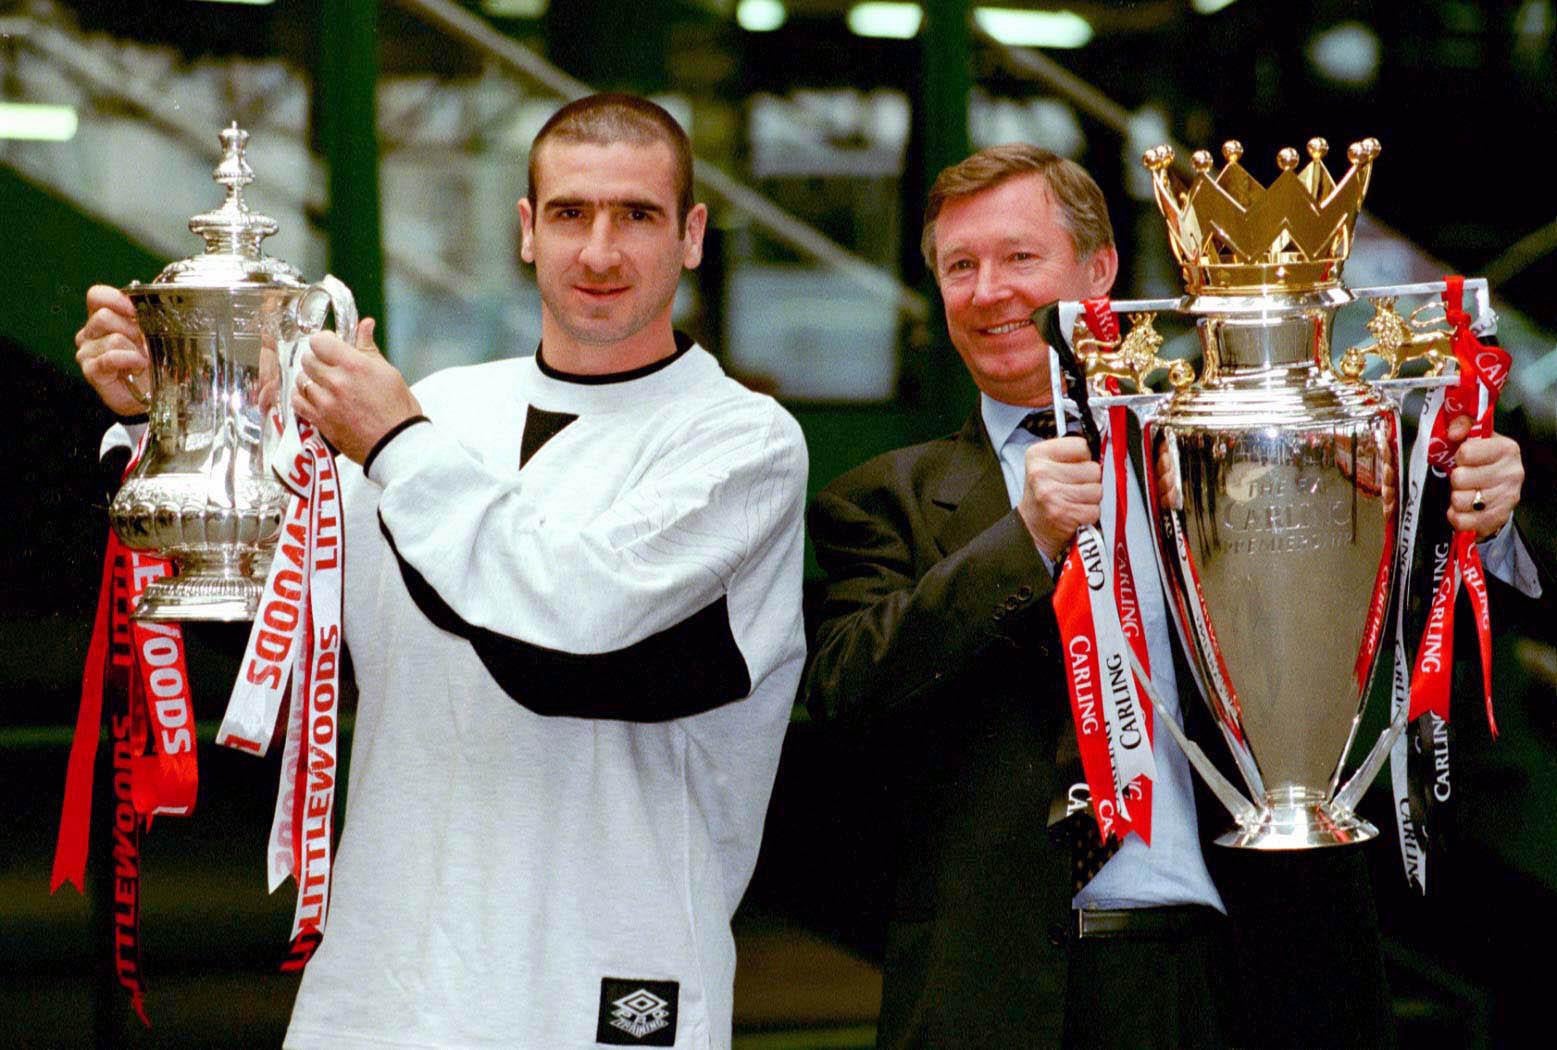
[1018,435,1103,562]
[293,318,422,464]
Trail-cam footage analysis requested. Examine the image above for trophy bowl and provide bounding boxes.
[1145,292,1399,848]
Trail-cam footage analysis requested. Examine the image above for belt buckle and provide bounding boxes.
[1074,908,1111,939]
[1074,906,1156,939]
[1074,905,1217,941]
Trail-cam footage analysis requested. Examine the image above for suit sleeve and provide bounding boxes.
[368,401,808,721]
[804,485,1059,730]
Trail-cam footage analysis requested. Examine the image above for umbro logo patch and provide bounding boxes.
[596,977,678,1045]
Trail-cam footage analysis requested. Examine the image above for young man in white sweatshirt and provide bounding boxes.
[75,93,808,1050]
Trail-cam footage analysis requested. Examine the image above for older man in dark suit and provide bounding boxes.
[803,145,1236,1049]
[802,144,1535,1049]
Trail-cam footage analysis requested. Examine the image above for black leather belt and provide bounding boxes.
[1073,904,1224,940]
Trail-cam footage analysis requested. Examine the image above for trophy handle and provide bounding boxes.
[1124,647,1260,825]
[1330,708,1409,817]
[275,275,358,494]
[121,373,153,410]
[1071,310,1196,396]
[296,274,359,343]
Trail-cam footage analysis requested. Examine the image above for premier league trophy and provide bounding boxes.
[109,123,355,621]
[1070,137,1488,848]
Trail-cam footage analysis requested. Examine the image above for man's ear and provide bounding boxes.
[681,203,709,270]
[1084,244,1119,298]
[517,197,536,264]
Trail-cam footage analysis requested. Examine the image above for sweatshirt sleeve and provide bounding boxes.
[368,400,808,722]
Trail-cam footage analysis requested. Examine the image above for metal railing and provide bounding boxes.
[390,0,929,324]
[3,1,471,298]
[3,0,929,330]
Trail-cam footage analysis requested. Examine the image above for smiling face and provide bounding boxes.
[932,172,1117,405]
[518,139,707,374]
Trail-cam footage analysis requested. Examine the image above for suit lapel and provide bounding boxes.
[932,412,1013,556]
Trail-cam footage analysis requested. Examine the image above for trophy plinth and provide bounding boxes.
[1215,787,1377,850]
[110,123,354,621]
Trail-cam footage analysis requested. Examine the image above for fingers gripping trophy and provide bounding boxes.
[1067,137,1499,849]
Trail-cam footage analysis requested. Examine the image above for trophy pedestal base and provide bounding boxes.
[131,553,267,622]
[1216,803,1378,851]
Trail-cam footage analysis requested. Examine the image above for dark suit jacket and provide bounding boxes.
[803,409,1080,1048]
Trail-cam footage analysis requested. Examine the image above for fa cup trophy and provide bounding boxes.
[108,124,355,621]
[1070,138,1490,848]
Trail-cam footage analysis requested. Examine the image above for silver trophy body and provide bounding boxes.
[1074,138,1471,849]
[109,124,355,621]
[1146,290,1398,847]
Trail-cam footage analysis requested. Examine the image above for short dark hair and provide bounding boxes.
[528,93,695,233]
[921,143,1114,273]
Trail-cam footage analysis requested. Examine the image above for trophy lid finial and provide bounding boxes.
[188,121,279,258]
[212,122,254,192]
[143,122,301,287]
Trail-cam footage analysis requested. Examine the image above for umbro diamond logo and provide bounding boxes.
[611,989,670,1038]
[597,976,678,1046]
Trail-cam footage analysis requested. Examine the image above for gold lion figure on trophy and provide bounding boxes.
[1338,297,1453,380]
[1073,313,1195,394]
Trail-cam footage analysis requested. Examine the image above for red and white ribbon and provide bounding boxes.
[1408,277,1508,732]
[1351,416,1398,698]
[53,434,196,1025]
[217,441,315,756]
[1388,384,1440,893]
[218,417,343,969]
[1389,275,1511,892]
[130,610,197,818]
[280,439,342,969]
[1051,300,1157,845]
[1056,528,1131,842]
[1095,416,1157,843]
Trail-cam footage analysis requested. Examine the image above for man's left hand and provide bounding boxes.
[294,318,422,464]
[1446,414,1524,538]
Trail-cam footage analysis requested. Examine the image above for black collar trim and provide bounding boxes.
[534,331,695,385]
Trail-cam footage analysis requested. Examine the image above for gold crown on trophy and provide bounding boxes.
[1142,137,1380,295]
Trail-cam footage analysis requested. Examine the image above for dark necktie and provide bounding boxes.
[1051,800,1123,894]
[1018,410,1061,441]
[1025,409,1123,891]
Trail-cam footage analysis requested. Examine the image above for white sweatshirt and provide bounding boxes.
[284,342,807,1049]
